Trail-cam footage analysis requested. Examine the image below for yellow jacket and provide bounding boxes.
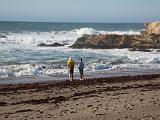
[67,59,75,69]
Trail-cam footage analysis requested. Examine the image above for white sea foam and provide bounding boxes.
[75,28,98,35]
[0,49,160,78]
[105,30,140,35]
[0,27,140,46]
[0,64,68,78]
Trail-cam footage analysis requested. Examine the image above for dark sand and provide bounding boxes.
[0,74,160,120]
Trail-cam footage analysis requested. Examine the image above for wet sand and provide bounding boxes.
[0,74,160,120]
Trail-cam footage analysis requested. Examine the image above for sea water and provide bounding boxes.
[0,21,160,82]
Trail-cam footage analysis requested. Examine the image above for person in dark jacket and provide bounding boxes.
[78,59,84,80]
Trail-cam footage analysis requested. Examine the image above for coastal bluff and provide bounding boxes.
[71,22,160,50]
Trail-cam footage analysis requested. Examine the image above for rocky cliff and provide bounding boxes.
[145,22,160,35]
[71,22,160,50]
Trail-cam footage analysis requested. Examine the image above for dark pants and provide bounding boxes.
[79,69,84,80]
[79,69,83,75]
[69,68,74,81]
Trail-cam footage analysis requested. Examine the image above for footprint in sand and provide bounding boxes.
[139,98,144,102]
[87,105,93,107]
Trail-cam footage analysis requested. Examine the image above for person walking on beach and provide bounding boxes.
[78,59,84,80]
[67,57,75,81]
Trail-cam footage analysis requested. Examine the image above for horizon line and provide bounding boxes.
[0,20,147,24]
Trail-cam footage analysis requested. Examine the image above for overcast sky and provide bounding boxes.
[0,0,159,22]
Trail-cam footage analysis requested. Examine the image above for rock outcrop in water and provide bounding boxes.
[71,22,160,50]
[38,42,64,47]
[0,34,7,38]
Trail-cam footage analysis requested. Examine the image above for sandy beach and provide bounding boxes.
[0,74,160,120]
[1,0,160,119]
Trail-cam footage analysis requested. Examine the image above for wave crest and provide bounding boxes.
[0,27,140,46]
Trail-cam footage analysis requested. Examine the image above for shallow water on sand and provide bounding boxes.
[1,44,160,79]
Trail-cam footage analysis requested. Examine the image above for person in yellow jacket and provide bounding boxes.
[67,57,75,81]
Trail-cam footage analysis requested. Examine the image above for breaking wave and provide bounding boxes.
[0,27,140,46]
[0,48,160,78]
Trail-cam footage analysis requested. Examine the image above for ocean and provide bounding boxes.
[0,21,160,82]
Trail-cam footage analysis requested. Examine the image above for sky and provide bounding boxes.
[0,0,159,23]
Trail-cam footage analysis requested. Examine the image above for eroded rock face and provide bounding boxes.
[71,34,133,49]
[71,34,139,49]
[0,34,7,38]
[145,22,160,35]
[71,22,160,50]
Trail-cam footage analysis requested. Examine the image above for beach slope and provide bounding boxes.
[0,75,160,120]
